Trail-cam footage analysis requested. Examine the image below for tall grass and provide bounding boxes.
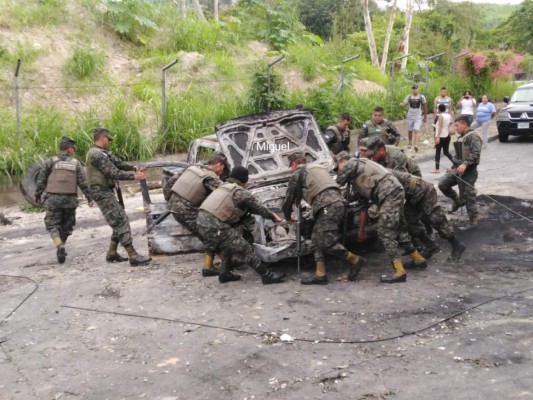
[64,45,106,80]
[0,40,45,67]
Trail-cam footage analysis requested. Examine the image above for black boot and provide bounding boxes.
[57,244,66,264]
[449,236,466,261]
[256,262,285,285]
[301,274,328,285]
[418,233,441,260]
[218,251,241,283]
[450,198,466,213]
[106,253,129,262]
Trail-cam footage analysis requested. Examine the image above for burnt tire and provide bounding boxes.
[19,161,46,207]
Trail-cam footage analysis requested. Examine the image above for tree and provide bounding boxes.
[396,0,413,70]
[380,0,397,71]
[296,0,341,39]
[494,0,533,54]
[361,0,380,67]
[192,0,207,21]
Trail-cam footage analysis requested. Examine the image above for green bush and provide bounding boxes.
[0,0,68,28]
[102,0,158,45]
[65,45,106,80]
[247,61,287,113]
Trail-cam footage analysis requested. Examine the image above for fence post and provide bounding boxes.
[161,59,179,134]
[14,59,21,138]
[267,55,284,112]
[335,54,360,96]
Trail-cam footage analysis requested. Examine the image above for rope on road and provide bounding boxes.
[61,285,533,345]
[0,275,39,325]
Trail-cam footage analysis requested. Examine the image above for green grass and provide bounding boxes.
[0,40,46,67]
[0,0,68,28]
[64,45,106,80]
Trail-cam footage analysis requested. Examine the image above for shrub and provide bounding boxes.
[65,45,106,80]
[247,61,287,113]
[102,0,158,45]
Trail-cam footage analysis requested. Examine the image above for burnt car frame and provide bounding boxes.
[142,109,341,262]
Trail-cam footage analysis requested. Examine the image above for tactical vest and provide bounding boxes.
[300,164,339,206]
[86,147,115,187]
[455,129,480,165]
[364,120,383,137]
[352,159,390,200]
[200,183,245,225]
[390,170,419,197]
[383,146,421,177]
[171,165,216,206]
[45,156,78,194]
[326,125,344,142]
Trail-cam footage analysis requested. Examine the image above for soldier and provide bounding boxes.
[163,156,225,276]
[197,166,285,285]
[390,170,466,262]
[336,156,427,283]
[360,106,401,146]
[365,137,421,177]
[34,136,93,264]
[323,113,351,155]
[438,115,482,231]
[282,152,366,285]
[86,128,151,266]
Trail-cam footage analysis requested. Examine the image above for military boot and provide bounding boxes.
[449,236,466,261]
[124,243,151,266]
[418,233,441,260]
[57,244,67,264]
[202,255,220,277]
[404,250,428,270]
[218,253,241,283]
[380,259,407,283]
[256,262,285,285]
[460,216,478,231]
[450,194,466,213]
[106,240,128,262]
[345,252,366,282]
[301,259,328,285]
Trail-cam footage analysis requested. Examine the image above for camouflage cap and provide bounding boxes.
[365,136,385,156]
[358,137,369,151]
[334,151,351,164]
[287,152,305,164]
[60,136,76,149]
[93,128,114,141]
[229,166,249,184]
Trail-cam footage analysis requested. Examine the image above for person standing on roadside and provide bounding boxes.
[471,95,496,149]
[456,90,476,124]
[400,84,427,151]
[433,87,454,125]
[87,128,151,267]
[35,136,94,264]
[431,103,455,173]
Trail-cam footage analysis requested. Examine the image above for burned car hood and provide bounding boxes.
[215,109,335,187]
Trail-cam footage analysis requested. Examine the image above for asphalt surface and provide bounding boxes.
[1,125,532,400]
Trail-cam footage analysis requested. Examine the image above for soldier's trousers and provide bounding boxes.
[311,200,349,262]
[405,185,454,240]
[438,168,478,219]
[197,210,262,271]
[44,207,76,242]
[168,194,201,236]
[376,180,415,260]
[92,186,133,246]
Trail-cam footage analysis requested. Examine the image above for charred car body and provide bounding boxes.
[145,109,347,262]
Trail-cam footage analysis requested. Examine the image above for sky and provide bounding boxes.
[377,0,524,10]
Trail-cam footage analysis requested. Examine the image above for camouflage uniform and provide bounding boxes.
[164,166,222,239]
[282,165,347,262]
[438,129,482,220]
[390,170,454,239]
[360,119,401,145]
[377,145,421,177]
[86,146,136,247]
[324,124,350,155]
[35,152,92,243]
[197,185,276,272]
[336,158,416,260]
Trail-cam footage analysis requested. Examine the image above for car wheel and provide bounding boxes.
[498,132,509,143]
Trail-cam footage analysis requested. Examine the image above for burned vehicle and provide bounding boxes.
[144,109,341,262]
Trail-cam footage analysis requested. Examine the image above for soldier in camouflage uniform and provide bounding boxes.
[438,115,482,231]
[86,128,151,266]
[197,166,285,285]
[282,152,366,285]
[360,106,401,146]
[35,136,93,264]
[365,137,421,177]
[323,113,351,155]
[163,156,225,276]
[390,170,466,263]
[336,156,427,283]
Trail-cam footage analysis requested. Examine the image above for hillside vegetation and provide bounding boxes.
[0,0,528,183]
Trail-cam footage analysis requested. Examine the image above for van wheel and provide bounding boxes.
[498,132,509,143]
